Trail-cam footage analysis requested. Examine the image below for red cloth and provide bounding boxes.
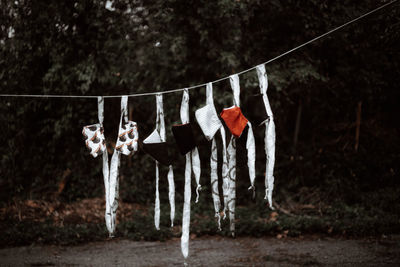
[220,106,248,138]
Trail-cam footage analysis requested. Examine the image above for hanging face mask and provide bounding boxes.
[195,103,223,141]
[140,94,176,231]
[220,106,249,138]
[244,94,269,126]
[172,123,196,155]
[82,123,106,158]
[142,129,174,166]
[116,121,139,155]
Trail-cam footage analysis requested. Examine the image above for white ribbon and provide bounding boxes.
[226,135,236,236]
[101,96,127,236]
[155,160,160,230]
[256,64,276,209]
[246,122,256,198]
[227,74,256,235]
[180,89,201,202]
[203,83,227,224]
[180,89,201,261]
[153,94,175,229]
[181,151,191,261]
[167,165,175,227]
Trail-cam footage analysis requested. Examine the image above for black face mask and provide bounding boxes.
[243,94,269,126]
[140,140,176,166]
[172,123,196,155]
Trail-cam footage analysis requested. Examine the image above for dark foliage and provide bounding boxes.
[0,0,399,242]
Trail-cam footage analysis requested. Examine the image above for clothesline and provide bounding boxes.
[0,0,397,99]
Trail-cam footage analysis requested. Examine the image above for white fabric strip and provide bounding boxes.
[220,126,229,220]
[206,83,226,222]
[256,64,276,209]
[229,74,240,106]
[154,94,163,230]
[98,97,112,234]
[156,94,166,142]
[108,149,120,235]
[227,75,239,233]
[180,89,201,261]
[226,136,236,236]
[246,122,256,197]
[210,137,221,230]
[181,153,191,261]
[228,74,257,234]
[191,147,201,203]
[101,96,126,237]
[98,96,104,124]
[155,161,160,230]
[265,119,276,209]
[121,96,128,122]
[167,165,175,227]
[102,143,112,234]
[181,89,201,202]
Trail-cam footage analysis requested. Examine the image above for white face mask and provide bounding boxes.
[195,83,223,140]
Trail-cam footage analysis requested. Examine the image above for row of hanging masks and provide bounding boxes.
[82,64,276,261]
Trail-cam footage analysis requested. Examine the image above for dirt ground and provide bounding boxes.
[0,235,399,266]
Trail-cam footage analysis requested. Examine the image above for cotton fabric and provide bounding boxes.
[256,64,276,209]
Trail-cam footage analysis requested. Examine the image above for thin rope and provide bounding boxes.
[0,0,397,99]
[0,94,99,98]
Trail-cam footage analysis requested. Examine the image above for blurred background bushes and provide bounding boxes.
[0,0,399,243]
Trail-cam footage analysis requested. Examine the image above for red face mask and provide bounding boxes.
[220,106,249,138]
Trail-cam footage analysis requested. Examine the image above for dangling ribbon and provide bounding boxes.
[153,94,175,229]
[256,64,276,209]
[226,74,256,236]
[205,83,227,228]
[180,89,201,261]
[102,96,131,237]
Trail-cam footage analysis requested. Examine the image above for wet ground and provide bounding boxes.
[0,235,399,266]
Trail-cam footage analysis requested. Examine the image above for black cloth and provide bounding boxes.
[172,123,196,155]
[243,94,269,126]
[140,140,177,166]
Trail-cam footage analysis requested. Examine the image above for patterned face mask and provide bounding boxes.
[82,124,106,158]
[116,121,138,155]
[220,106,249,138]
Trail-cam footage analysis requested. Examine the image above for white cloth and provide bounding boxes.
[101,96,133,236]
[256,64,276,209]
[195,83,223,141]
[180,89,201,261]
[226,135,236,236]
[227,74,256,235]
